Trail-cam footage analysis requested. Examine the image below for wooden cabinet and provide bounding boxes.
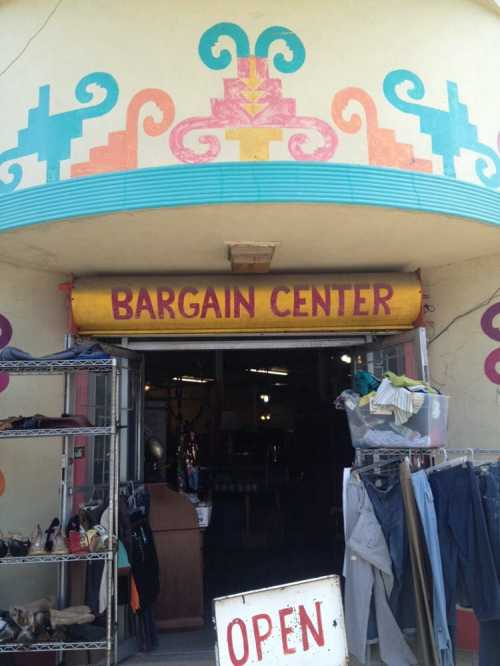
[147,484,204,630]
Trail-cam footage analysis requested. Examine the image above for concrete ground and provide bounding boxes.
[123,630,478,665]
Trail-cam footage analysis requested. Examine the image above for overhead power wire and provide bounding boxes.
[0,0,64,80]
[428,286,500,345]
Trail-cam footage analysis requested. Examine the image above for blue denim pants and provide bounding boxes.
[362,473,416,631]
[478,463,500,580]
[428,463,500,625]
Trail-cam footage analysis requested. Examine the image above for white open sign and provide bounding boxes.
[214,575,348,665]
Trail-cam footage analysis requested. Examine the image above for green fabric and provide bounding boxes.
[384,371,436,394]
[118,541,130,570]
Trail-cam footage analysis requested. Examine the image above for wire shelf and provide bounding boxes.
[0,551,112,565]
[0,426,114,439]
[0,640,109,653]
[0,358,115,374]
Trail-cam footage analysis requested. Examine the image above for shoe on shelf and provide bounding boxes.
[0,533,8,558]
[44,518,60,553]
[28,525,45,556]
[7,534,30,557]
[0,611,20,644]
[67,528,89,554]
[52,527,68,555]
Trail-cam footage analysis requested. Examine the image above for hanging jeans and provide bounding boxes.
[477,462,500,579]
[344,475,417,666]
[412,470,454,666]
[429,464,500,666]
[400,462,440,666]
[362,473,416,632]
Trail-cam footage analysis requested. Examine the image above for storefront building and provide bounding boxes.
[1,0,500,656]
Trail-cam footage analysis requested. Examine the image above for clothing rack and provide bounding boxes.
[354,447,500,468]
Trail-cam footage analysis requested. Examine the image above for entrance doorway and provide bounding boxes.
[143,347,354,611]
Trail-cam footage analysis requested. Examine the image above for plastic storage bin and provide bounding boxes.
[346,393,449,448]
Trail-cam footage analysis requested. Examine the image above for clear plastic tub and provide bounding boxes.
[346,393,449,448]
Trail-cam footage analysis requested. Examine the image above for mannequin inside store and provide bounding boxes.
[141,347,354,624]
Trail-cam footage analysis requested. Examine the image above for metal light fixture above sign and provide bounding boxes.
[225,241,280,274]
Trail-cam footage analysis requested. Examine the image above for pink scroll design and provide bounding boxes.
[331,87,433,173]
[169,56,338,163]
[71,89,175,177]
[0,313,12,394]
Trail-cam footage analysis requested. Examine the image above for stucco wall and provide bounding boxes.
[423,254,500,451]
[0,0,499,195]
[0,262,66,605]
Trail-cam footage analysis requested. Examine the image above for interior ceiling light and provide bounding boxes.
[172,375,214,384]
[340,354,352,364]
[225,241,280,274]
[248,367,288,377]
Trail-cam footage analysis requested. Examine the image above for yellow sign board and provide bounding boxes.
[71,273,422,335]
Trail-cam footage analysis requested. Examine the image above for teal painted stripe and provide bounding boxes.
[0,162,500,232]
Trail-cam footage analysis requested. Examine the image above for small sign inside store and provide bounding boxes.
[71,273,422,335]
[213,576,348,666]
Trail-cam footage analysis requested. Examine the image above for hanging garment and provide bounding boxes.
[400,462,440,666]
[362,473,417,632]
[477,462,500,579]
[428,463,500,624]
[344,475,417,665]
[411,470,454,666]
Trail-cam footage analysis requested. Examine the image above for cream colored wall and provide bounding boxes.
[0,0,499,190]
[423,254,500,451]
[0,262,67,605]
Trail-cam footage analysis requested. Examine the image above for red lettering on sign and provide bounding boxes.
[332,284,351,316]
[224,288,231,319]
[111,288,133,320]
[299,602,325,651]
[373,283,393,315]
[201,287,222,319]
[311,286,331,317]
[293,286,308,317]
[234,287,255,318]
[135,288,156,319]
[227,618,249,666]
[252,613,273,661]
[279,608,296,655]
[157,288,175,319]
[270,287,291,317]
[178,287,199,318]
[353,284,370,316]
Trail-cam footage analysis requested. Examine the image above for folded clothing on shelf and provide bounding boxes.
[0,342,110,362]
[0,414,94,431]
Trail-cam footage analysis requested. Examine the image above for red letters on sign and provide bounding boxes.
[252,614,273,661]
[270,287,291,317]
[373,283,393,315]
[299,602,325,651]
[111,288,133,320]
[278,608,296,655]
[157,288,176,319]
[227,618,250,666]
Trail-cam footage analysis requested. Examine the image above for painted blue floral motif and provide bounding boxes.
[0,72,119,194]
[199,22,305,73]
[384,69,500,188]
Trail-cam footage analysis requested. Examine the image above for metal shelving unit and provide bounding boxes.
[0,426,113,438]
[0,357,120,666]
[0,641,109,653]
[0,552,112,565]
